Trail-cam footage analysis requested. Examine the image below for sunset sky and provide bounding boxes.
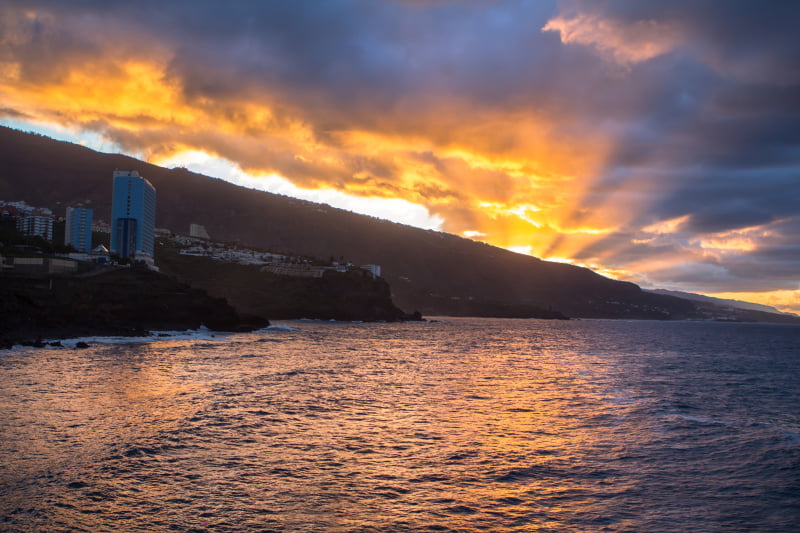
[1,1,799,312]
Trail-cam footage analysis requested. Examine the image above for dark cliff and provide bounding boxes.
[0,267,269,348]
[154,243,416,322]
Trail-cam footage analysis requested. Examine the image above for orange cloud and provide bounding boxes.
[690,223,773,254]
[2,34,649,278]
[543,11,683,66]
[2,4,641,267]
[641,214,691,235]
[707,290,800,315]
[0,16,716,289]
[3,2,795,317]
[1,38,618,261]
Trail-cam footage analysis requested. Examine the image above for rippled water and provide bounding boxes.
[1,318,799,532]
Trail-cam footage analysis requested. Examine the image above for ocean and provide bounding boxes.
[1,318,798,532]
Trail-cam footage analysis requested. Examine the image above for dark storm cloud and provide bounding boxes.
[4,0,591,121]
[561,0,800,82]
[642,166,800,233]
[544,1,800,297]
[5,0,798,143]
[574,215,800,293]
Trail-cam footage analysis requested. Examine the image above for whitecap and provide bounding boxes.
[32,326,230,348]
[664,413,731,426]
[266,324,299,331]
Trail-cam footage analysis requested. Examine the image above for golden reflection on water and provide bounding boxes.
[0,320,715,532]
[203,321,636,531]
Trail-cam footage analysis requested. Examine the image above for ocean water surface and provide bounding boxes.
[1,318,799,532]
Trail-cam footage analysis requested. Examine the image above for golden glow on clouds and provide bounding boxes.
[0,4,792,312]
[315,108,617,262]
[641,214,691,235]
[479,202,542,227]
[0,61,21,81]
[505,245,533,256]
[0,52,753,303]
[690,223,773,253]
[543,11,682,66]
[708,290,800,315]
[2,59,192,130]
[1,5,621,268]
[152,149,445,230]
[559,225,614,235]
[696,237,757,253]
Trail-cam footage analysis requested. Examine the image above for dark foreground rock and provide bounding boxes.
[0,267,269,348]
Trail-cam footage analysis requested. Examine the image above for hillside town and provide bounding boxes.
[0,171,381,279]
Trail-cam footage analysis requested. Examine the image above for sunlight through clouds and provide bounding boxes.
[708,290,800,315]
[153,150,444,230]
[1,0,799,309]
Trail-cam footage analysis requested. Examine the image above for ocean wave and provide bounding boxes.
[6,326,229,350]
[663,412,732,426]
[264,324,299,331]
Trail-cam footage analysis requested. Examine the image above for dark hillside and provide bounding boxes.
[2,126,792,321]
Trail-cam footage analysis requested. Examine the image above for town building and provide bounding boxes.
[5,256,78,275]
[0,204,19,217]
[65,207,93,252]
[110,170,156,264]
[67,244,111,264]
[92,220,111,234]
[361,264,382,278]
[189,223,210,240]
[16,212,54,241]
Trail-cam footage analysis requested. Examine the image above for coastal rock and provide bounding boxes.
[0,266,269,347]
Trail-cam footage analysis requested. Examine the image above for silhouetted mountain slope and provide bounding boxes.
[648,289,791,315]
[2,126,796,322]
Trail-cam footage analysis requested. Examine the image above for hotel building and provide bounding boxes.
[110,170,156,263]
[65,207,93,252]
[16,212,54,241]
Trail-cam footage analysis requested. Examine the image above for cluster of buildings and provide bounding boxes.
[171,233,382,279]
[1,202,55,241]
[262,262,381,279]
[4,169,384,279]
[174,234,287,265]
[1,170,157,266]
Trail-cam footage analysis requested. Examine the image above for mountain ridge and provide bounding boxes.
[2,125,796,323]
[647,289,795,317]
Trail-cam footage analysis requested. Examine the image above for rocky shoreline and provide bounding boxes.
[0,266,270,349]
